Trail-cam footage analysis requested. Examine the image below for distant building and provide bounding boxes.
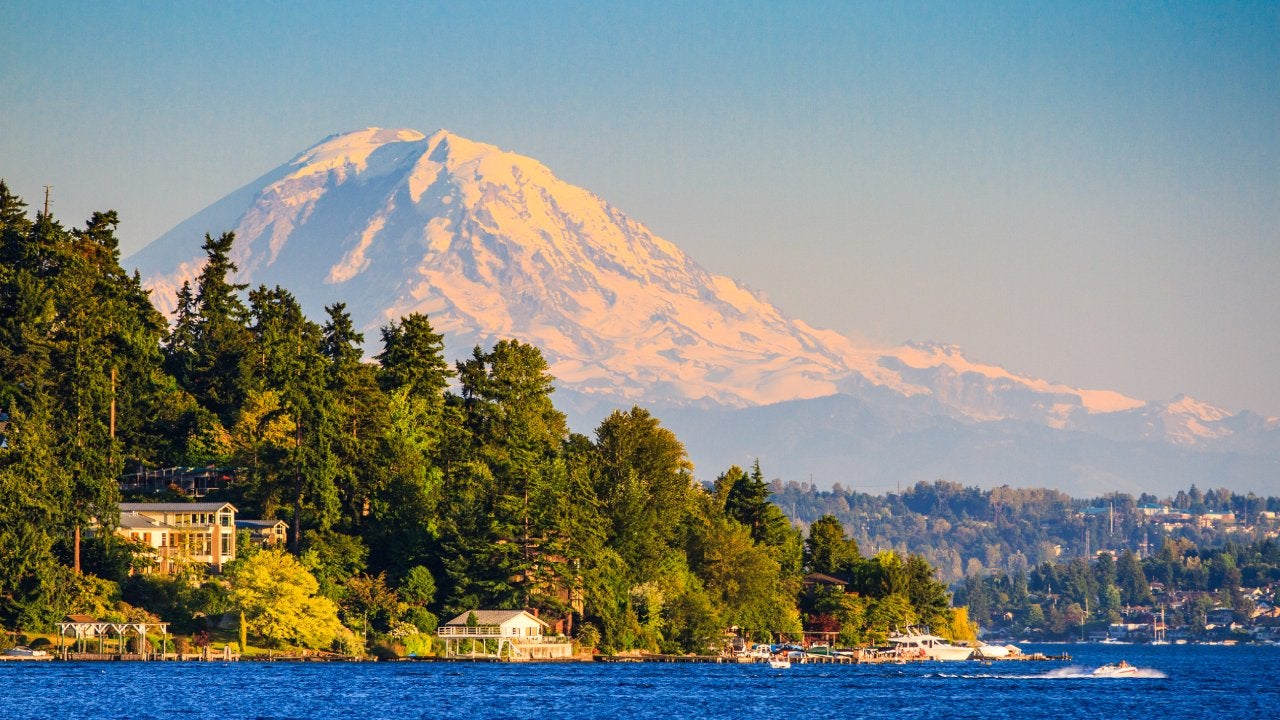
[801,573,849,592]
[236,519,288,547]
[119,466,237,499]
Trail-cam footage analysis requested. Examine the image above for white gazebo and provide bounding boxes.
[57,614,170,659]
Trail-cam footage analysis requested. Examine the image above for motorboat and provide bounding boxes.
[769,658,791,669]
[1092,661,1137,677]
[974,643,1016,659]
[2,646,48,658]
[887,628,974,661]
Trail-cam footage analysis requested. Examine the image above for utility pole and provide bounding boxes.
[110,367,117,442]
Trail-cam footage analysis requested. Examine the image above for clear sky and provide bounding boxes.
[3,1,1278,416]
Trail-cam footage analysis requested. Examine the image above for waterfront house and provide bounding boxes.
[438,609,572,661]
[115,502,237,574]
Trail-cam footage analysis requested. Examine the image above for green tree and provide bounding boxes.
[227,548,345,649]
[593,407,693,583]
[805,514,861,577]
[244,286,340,550]
[688,516,801,642]
[376,312,453,404]
[164,232,251,427]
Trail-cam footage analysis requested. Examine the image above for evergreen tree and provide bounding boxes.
[164,232,251,427]
[243,286,338,551]
[593,406,694,584]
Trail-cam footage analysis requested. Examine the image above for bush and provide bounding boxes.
[403,606,438,634]
[369,639,405,660]
[403,633,434,657]
[575,622,600,653]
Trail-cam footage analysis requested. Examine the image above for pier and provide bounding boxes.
[593,650,1068,665]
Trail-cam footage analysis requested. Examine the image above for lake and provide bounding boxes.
[3,644,1276,719]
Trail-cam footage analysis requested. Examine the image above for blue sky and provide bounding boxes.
[3,1,1278,416]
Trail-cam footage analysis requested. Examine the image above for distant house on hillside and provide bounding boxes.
[801,573,849,592]
[119,466,237,499]
[236,518,288,547]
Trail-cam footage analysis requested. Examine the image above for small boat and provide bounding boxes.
[2,646,48,658]
[1092,661,1137,677]
[769,658,791,669]
[974,643,1016,659]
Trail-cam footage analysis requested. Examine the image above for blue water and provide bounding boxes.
[3,644,1276,719]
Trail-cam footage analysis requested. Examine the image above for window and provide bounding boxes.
[221,534,232,556]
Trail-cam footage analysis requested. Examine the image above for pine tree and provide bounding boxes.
[165,232,251,426]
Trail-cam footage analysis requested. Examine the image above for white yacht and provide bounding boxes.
[887,628,974,661]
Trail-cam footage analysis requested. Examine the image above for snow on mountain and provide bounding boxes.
[133,127,910,408]
[128,128,1278,491]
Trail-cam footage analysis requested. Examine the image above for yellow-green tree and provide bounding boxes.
[945,606,978,644]
[227,548,344,649]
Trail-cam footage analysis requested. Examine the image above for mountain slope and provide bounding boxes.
[134,128,909,408]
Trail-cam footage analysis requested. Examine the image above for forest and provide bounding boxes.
[0,183,966,655]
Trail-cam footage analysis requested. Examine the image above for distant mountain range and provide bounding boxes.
[128,128,1279,495]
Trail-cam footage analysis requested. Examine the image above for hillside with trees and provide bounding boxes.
[773,479,1280,583]
[0,185,965,656]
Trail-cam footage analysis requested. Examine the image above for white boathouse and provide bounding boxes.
[438,610,573,661]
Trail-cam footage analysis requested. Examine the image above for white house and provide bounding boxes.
[438,609,571,661]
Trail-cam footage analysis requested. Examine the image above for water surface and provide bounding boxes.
[3,644,1275,719]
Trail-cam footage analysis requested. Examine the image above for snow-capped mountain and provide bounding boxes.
[129,128,1278,493]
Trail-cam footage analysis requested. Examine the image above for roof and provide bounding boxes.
[236,519,287,528]
[64,614,97,623]
[443,610,548,628]
[119,511,168,530]
[119,502,237,513]
[803,572,849,586]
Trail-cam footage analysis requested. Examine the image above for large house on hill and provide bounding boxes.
[115,502,237,574]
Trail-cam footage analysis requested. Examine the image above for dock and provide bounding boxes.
[594,650,1068,665]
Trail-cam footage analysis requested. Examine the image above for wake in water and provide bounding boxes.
[924,665,1168,680]
[1034,664,1167,679]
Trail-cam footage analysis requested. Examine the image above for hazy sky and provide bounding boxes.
[3,1,1278,416]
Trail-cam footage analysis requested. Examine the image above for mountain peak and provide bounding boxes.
[131,128,870,407]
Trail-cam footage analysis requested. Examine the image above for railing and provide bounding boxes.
[438,625,507,637]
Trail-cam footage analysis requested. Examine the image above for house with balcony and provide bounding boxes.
[438,609,572,661]
[115,502,237,574]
